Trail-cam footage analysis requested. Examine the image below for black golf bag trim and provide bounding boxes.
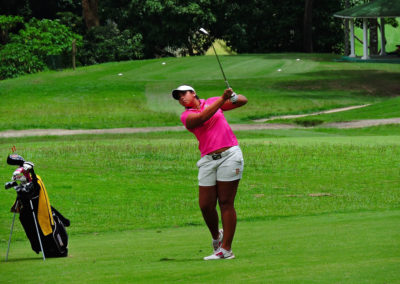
[15,169,70,258]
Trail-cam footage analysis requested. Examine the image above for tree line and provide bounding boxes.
[0,0,396,79]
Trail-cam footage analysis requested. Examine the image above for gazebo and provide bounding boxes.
[334,0,400,60]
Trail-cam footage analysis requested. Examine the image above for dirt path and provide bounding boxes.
[323,118,400,129]
[1,118,400,138]
[253,104,371,122]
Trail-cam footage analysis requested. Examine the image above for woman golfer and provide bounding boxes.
[172,85,247,260]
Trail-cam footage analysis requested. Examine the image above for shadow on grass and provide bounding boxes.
[275,70,400,97]
[294,119,324,127]
[256,53,341,62]
[2,257,44,263]
[159,257,202,262]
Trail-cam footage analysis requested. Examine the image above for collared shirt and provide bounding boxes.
[181,97,238,156]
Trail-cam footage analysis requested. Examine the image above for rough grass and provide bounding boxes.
[1,128,399,238]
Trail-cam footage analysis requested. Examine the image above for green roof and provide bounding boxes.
[334,0,400,18]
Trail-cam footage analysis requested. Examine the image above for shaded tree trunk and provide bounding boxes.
[1,30,8,45]
[187,36,194,56]
[369,18,378,55]
[303,0,313,52]
[343,0,350,55]
[82,0,99,30]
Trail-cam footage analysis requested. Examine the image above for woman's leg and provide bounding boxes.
[199,185,219,239]
[216,179,239,251]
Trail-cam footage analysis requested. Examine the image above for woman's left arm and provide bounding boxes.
[221,94,248,111]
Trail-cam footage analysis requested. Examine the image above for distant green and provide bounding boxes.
[1,53,399,131]
[269,96,400,126]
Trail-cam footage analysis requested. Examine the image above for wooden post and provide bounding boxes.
[72,39,76,70]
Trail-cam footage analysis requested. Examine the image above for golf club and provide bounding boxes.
[5,200,18,262]
[30,199,46,261]
[199,28,230,89]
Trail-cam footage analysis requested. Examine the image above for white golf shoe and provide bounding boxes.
[204,247,235,260]
[212,229,223,252]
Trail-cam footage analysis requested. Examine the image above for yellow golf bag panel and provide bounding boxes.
[36,175,54,236]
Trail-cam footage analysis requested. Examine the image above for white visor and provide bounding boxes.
[172,85,195,100]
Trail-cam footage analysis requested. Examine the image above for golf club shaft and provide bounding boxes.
[210,43,230,89]
[200,28,230,89]
[30,200,46,261]
[5,206,17,262]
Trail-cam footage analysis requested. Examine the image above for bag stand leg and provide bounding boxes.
[30,200,46,261]
[5,201,18,262]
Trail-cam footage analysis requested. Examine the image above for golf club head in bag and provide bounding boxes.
[5,166,35,203]
[7,154,25,167]
[12,167,32,185]
[5,181,18,190]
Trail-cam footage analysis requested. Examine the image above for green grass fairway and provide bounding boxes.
[1,129,399,235]
[0,54,399,282]
[0,53,399,130]
[0,126,399,282]
[1,210,399,283]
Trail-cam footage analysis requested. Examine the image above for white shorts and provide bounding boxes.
[196,146,244,186]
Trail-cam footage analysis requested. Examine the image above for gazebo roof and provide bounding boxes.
[334,0,400,19]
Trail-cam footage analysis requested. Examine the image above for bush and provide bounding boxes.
[15,18,82,60]
[0,15,24,44]
[0,17,82,79]
[0,42,45,79]
[79,20,144,65]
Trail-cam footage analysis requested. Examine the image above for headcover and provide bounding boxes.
[7,154,25,166]
[172,85,195,100]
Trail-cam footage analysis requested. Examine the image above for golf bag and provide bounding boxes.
[5,154,70,259]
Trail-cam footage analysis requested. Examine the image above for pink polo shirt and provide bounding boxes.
[181,97,238,156]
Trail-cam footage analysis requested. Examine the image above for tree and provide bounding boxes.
[98,0,216,58]
[0,18,82,79]
[369,18,378,55]
[0,0,32,18]
[303,0,314,52]
[82,0,99,30]
[78,20,144,65]
[0,15,24,44]
[343,0,350,55]
[216,0,343,54]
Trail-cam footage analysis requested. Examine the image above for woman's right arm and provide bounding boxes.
[185,89,232,129]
